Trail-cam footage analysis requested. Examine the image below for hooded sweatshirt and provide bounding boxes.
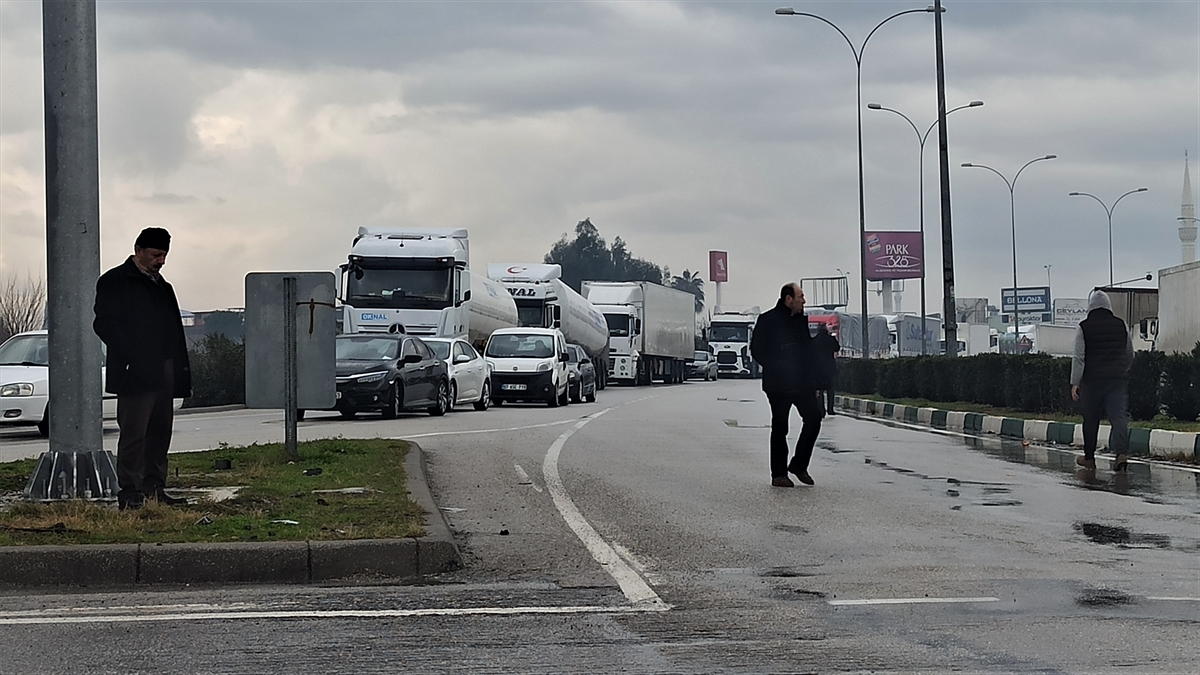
[1070,290,1134,386]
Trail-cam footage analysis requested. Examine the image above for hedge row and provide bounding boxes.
[838,348,1200,422]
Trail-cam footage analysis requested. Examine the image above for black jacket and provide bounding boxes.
[749,301,814,394]
[811,330,840,390]
[1079,308,1131,382]
[93,256,192,397]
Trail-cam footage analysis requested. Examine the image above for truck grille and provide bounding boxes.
[716,351,739,365]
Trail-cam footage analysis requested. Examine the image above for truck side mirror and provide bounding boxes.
[553,305,562,328]
[634,319,641,335]
[463,290,471,302]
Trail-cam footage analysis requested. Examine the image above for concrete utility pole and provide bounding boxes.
[933,0,957,358]
[43,0,103,454]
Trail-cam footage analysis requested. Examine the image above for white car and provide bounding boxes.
[421,337,492,411]
[0,330,180,437]
[484,327,570,407]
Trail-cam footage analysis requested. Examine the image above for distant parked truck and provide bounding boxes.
[1029,323,1077,357]
[807,310,891,359]
[582,281,695,385]
[487,263,610,389]
[337,227,518,349]
[708,310,760,378]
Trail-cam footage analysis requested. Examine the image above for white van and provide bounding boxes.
[484,327,570,407]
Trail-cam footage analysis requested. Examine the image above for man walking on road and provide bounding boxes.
[1070,290,1133,471]
[94,228,192,510]
[750,283,822,487]
[812,323,840,416]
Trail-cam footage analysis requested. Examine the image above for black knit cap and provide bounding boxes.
[134,227,171,252]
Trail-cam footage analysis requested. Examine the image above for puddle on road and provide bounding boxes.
[1074,522,1171,549]
[1076,587,1135,607]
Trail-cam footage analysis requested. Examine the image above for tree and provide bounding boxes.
[544,218,663,292]
[0,273,46,343]
[670,269,705,314]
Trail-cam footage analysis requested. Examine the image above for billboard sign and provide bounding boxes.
[864,231,923,280]
[1053,298,1089,326]
[709,250,728,283]
[955,297,989,324]
[1001,286,1051,313]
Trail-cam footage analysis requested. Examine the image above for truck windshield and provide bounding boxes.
[514,300,545,328]
[604,314,630,337]
[486,334,555,359]
[709,324,748,342]
[346,268,453,309]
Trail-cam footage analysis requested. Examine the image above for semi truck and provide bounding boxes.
[337,227,518,348]
[487,263,611,389]
[806,310,891,358]
[581,281,695,385]
[708,310,760,378]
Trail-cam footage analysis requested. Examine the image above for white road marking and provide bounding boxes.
[514,464,543,492]
[402,418,577,439]
[543,408,669,609]
[827,597,1000,606]
[1147,596,1200,602]
[0,603,668,626]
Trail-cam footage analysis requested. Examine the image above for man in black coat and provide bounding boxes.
[1069,289,1132,471]
[812,323,840,415]
[749,283,822,487]
[94,228,192,510]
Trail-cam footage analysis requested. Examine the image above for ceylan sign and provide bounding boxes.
[1053,298,1089,326]
[864,231,923,280]
[1000,286,1051,313]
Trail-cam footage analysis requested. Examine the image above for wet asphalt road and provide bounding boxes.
[2,378,1198,674]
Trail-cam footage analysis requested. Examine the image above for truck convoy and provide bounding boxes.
[487,263,610,389]
[806,310,891,358]
[707,310,760,378]
[337,228,518,348]
[582,281,695,385]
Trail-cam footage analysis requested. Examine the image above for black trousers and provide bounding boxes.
[115,361,175,498]
[767,390,824,478]
[1079,378,1129,460]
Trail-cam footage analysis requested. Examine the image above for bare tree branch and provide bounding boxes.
[0,272,46,343]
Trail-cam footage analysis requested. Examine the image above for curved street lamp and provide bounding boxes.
[961,155,1057,332]
[867,100,982,354]
[1068,188,1148,286]
[776,5,939,357]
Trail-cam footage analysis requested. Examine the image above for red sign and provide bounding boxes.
[864,232,923,281]
[709,251,728,283]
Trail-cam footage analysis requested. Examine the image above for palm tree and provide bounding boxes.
[670,269,705,314]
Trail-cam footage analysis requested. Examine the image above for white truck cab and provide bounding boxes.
[484,327,570,407]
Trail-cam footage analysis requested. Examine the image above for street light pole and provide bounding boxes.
[867,100,983,355]
[961,155,1056,335]
[1044,264,1052,289]
[776,6,937,358]
[1068,188,1149,286]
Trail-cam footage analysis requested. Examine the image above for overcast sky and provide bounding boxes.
[2,0,1198,315]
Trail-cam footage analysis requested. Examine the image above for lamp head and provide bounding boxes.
[961,163,973,168]
[1136,187,1148,192]
[1069,192,1082,196]
[926,5,946,12]
[775,8,796,15]
[1044,154,1057,160]
[968,101,984,107]
[867,103,882,110]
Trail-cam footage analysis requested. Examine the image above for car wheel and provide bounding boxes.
[37,407,49,437]
[473,380,491,411]
[381,383,401,420]
[428,380,450,416]
[547,384,559,407]
[585,383,596,403]
[296,409,306,421]
[558,382,570,407]
[340,409,358,420]
[448,381,458,410]
[569,382,581,404]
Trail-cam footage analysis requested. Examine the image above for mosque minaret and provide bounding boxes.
[1181,152,1197,263]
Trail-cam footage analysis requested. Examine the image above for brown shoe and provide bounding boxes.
[772,476,795,488]
[1113,454,1129,472]
[1076,456,1096,470]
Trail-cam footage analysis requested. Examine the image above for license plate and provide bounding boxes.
[335,391,342,399]
[501,384,526,391]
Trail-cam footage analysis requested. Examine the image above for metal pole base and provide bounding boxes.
[24,450,118,502]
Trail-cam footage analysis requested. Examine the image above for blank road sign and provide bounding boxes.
[245,272,337,410]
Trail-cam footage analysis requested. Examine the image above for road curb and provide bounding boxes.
[0,440,461,588]
[835,395,1200,462]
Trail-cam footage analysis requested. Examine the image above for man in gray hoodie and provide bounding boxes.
[1070,290,1133,471]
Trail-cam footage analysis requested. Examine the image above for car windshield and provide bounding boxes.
[336,336,399,361]
[425,341,451,360]
[693,351,709,362]
[345,267,454,310]
[0,334,48,366]
[709,324,748,342]
[604,313,630,337]
[486,334,555,359]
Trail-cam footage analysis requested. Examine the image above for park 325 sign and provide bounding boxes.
[864,231,924,281]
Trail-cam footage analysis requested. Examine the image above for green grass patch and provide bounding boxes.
[849,394,1200,434]
[0,438,425,546]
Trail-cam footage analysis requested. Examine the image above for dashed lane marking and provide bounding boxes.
[827,597,1000,606]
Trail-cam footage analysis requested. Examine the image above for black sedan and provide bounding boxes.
[328,334,451,419]
[565,344,597,403]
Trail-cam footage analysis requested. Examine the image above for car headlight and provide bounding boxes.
[355,371,388,383]
[536,361,552,373]
[1,383,34,397]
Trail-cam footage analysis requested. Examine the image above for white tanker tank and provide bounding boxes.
[488,263,611,388]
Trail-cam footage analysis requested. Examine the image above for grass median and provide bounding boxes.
[0,438,425,546]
